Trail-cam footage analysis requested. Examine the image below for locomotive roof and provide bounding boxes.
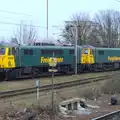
[81,45,95,48]
[0,42,19,47]
[1,42,120,50]
[19,45,81,49]
[0,42,82,49]
[95,47,120,50]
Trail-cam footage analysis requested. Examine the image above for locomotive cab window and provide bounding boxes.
[16,48,19,56]
[82,48,94,55]
[24,49,33,55]
[12,47,16,55]
[29,49,33,55]
[69,50,74,54]
[84,49,88,54]
[98,50,104,55]
[8,48,16,55]
[24,49,28,55]
[90,49,94,55]
[0,48,5,55]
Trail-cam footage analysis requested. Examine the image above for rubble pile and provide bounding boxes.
[0,105,69,120]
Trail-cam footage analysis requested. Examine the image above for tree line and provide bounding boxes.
[60,9,120,48]
[10,9,120,48]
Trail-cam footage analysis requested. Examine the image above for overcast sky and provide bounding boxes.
[0,0,119,42]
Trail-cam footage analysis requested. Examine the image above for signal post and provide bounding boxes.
[48,52,57,120]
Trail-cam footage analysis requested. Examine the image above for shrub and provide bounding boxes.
[102,79,120,94]
[79,87,101,100]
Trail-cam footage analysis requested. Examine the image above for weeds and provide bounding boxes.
[102,79,120,94]
[78,87,101,100]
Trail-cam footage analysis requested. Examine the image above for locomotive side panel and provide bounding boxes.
[20,47,40,67]
[39,48,64,66]
[14,46,75,74]
[19,46,75,67]
[95,48,120,63]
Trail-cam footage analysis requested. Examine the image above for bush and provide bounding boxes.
[102,79,120,94]
[79,87,101,100]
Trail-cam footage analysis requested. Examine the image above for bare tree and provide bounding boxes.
[11,37,18,44]
[93,9,120,48]
[61,12,94,45]
[87,23,103,47]
[12,22,38,45]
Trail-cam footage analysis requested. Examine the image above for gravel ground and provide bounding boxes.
[0,71,120,119]
[0,94,120,120]
[0,79,120,120]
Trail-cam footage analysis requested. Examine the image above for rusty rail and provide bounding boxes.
[92,109,120,120]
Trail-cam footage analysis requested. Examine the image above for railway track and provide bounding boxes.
[92,109,120,120]
[0,73,119,99]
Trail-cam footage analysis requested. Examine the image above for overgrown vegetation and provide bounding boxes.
[0,104,62,120]
[79,87,101,100]
[102,79,120,94]
[78,78,120,100]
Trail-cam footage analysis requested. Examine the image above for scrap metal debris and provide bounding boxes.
[111,94,118,105]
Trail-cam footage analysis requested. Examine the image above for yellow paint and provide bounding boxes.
[40,56,63,63]
[0,48,16,68]
[81,48,94,64]
[108,56,120,62]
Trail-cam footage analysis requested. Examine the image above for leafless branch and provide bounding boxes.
[12,22,38,44]
[93,9,120,47]
[61,12,96,45]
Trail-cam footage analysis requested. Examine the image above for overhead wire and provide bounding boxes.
[0,9,32,16]
[0,9,47,41]
[0,21,46,28]
[0,9,45,27]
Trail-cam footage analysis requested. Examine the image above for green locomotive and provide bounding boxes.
[81,46,120,70]
[0,42,120,81]
[0,42,82,80]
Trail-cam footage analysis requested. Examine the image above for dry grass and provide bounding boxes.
[79,76,120,99]
[0,104,61,120]
[0,71,115,91]
[0,81,104,111]
[102,78,120,94]
[79,87,102,100]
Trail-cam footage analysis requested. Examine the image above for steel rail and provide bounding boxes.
[0,74,119,99]
[92,109,120,120]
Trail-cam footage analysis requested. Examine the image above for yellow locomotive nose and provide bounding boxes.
[0,47,15,68]
[81,48,94,64]
[0,48,6,68]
